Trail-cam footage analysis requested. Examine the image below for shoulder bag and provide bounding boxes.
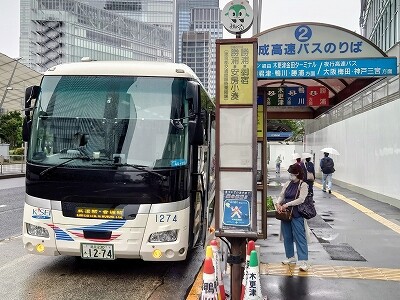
[306,162,315,181]
[298,195,317,219]
[275,182,301,222]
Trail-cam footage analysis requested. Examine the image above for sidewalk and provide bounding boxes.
[257,171,400,299]
[209,172,400,300]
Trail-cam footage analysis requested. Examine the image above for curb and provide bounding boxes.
[0,174,25,179]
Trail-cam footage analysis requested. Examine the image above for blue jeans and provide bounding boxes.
[281,217,308,261]
[322,173,333,191]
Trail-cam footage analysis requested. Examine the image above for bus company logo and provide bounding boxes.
[171,159,187,167]
[32,207,51,219]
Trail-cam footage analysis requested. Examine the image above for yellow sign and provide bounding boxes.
[219,43,253,105]
[257,105,263,138]
[76,208,124,220]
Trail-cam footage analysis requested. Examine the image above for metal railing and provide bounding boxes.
[0,155,26,175]
[305,75,400,134]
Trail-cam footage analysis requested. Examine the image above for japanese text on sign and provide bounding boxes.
[266,86,329,107]
[220,44,253,104]
[257,57,397,79]
[76,208,124,219]
[258,24,364,58]
[222,190,251,228]
[259,41,363,57]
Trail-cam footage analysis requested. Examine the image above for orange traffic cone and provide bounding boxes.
[201,257,218,300]
[241,240,256,300]
[244,250,264,300]
[211,239,226,300]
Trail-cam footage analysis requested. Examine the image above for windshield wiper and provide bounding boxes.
[114,163,167,180]
[39,155,91,177]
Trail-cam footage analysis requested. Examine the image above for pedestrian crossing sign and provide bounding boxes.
[222,190,251,228]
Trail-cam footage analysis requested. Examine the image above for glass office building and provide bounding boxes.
[180,5,222,97]
[360,0,399,51]
[182,31,210,92]
[20,0,174,72]
[182,8,223,97]
[176,0,219,62]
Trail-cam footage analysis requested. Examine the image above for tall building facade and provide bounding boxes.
[179,3,222,97]
[176,0,219,63]
[20,0,174,72]
[181,31,210,91]
[189,7,222,97]
[360,0,399,51]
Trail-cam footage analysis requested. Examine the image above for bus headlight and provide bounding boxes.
[26,223,49,238]
[148,229,178,243]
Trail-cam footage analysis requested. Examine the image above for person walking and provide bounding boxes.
[274,163,309,271]
[320,152,335,193]
[275,155,282,174]
[302,153,315,196]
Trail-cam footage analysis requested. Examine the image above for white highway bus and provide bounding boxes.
[22,61,215,261]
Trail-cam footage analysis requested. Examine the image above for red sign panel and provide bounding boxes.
[307,87,329,106]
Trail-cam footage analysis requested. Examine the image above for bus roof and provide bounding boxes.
[44,61,200,80]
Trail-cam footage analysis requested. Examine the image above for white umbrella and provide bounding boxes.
[302,152,312,159]
[292,153,301,160]
[320,147,340,155]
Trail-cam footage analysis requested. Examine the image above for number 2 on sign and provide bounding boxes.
[155,214,177,223]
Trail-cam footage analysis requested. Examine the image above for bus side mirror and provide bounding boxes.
[24,86,41,116]
[189,111,206,146]
[22,117,31,142]
[22,86,41,142]
[188,118,204,145]
[186,81,200,114]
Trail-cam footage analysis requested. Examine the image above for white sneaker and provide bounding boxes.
[282,256,296,265]
[298,261,309,271]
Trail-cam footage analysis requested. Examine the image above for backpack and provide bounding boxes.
[321,157,335,174]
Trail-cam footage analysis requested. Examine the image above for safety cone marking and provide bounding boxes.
[211,239,226,300]
[201,257,218,300]
[241,240,256,300]
[244,250,265,300]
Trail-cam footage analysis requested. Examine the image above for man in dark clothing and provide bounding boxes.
[301,153,315,196]
[320,152,335,193]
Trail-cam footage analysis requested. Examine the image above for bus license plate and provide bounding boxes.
[81,243,115,260]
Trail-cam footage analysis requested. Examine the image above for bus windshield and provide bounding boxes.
[28,75,189,169]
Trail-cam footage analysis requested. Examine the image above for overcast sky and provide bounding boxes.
[0,0,361,59]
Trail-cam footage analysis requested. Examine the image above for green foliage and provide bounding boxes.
[266,196,275,211]
[13,147,25,155]
[0,111,23,149]
[279,120,305,142]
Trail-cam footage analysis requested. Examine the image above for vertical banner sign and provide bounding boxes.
[220,44,254,105]
[285,86,306,106]
[307,86,330,106]
[266,87,285,106]
[216,38,258,238]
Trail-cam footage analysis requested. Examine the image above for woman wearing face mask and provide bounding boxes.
[275,163,309,271]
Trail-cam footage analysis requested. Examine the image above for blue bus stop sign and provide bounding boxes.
[222,190,251,228]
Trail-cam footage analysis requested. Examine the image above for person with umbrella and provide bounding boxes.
[320,150,336,193]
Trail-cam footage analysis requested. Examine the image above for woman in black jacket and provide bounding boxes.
[301,153,315,196]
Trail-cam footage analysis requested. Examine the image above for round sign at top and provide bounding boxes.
[221,0,253,35]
